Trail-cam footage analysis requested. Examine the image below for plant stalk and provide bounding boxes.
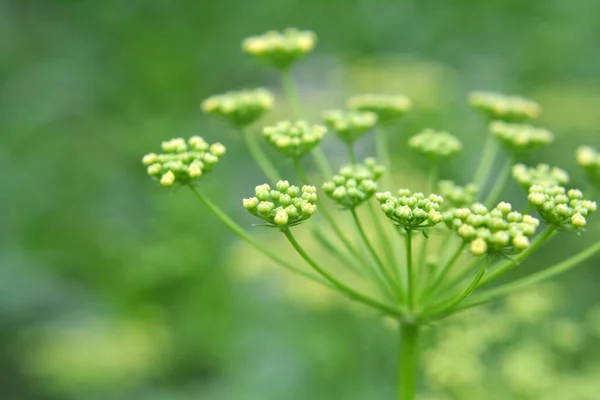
[398,323,420,400]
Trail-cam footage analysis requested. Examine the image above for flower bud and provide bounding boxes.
[347,94,412,122]
[202,88,274,127]
[322,109,377,144]
[490,121,553,154]
[241,28,317,69]
[264,121,327,158]
[408,129,462,159]
[576,146,600,186]
[468,91,541,121]
[160,171,175,187]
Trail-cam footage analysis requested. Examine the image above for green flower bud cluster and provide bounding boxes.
[201,88,274,127]
[489,121,553,154]
[322,109,377,144]
[322,158,385,209]
[468,91,541,121]
[263,120,327,158]
[576,146,600,186]
[346,94,412,122]
[437,180,479,209]
[512,163,570,190]
[408,129,462,159]
[376,190,444,231]
[444,202,539,257]
[142,137,226,188]
[242,181,318,228]
[528,185,597,231]
[241,28,316,69]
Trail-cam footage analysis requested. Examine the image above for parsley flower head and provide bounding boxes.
[437,180,479,209]
[576,146,600,186]
[142,136,226,188]
[241,28,317,69]
[468,91,541,121]
[528,185,597,231]
[490,121,553,154]
[263,120,327,159]
[409,129,462,159]
[444,202,539,256]
[201,88,274,127]
[512,163,570,190]
[376,189,444,231]
[347,94,412,122]
[322,158,385,209]
[242,181,318,229]
[322,109,377,144]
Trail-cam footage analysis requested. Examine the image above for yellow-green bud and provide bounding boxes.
[490,121,553,154]
[408,129,462,159]
[322,109,377,144]
[323,159,384,209]
[241,28,316,69]
[160,170,175,187]
[576,146,600,186]
[201,88,274,127]
[346,94,412,122]
[468,91,541,121]
[264,121,327,159]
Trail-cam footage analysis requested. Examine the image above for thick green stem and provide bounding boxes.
[398,323,420,400]
[484,155,514,208]
[351,208,403,300]
[282,228,403,317]
[473,134,498,188]
[241,127,280,184]
[405,230,415,310]
[188,185,326,285]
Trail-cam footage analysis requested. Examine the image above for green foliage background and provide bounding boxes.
[2,0,599,399]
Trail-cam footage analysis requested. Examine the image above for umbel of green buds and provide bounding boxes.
[323,158,385,209]
[576,146,600,186]
[528,185,597,231]
[376,190,444,231]
[201,88,274,127]
[468,91,542,121]
[437,180,479,209]
[347,94,412,122]
[322,109,377,144]
[263,120,327,159]
[243,181,318,229]
[489,121,553,154]
[444,202,539,256]
[408,129,462,159]
[142,136,226,188]
[241,28,317,70]
[512,163,570,190]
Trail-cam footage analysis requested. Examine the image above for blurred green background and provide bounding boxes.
[2,0,600,399]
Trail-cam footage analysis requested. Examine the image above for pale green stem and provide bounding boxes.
[484,155,514,208]
[435,256,483,296]
[346,142,357,163]
[462,240,600,309]
[423,265,486,317]
[241,127,280,184]
[473,134,499,188]
[398,323,420,400]
[351,208,403,301]
[188,185,327,285]
[423,243,465,299]
[312,228,365,278]
[477,227,557,287]
[282,228,403,317]
[405,230,415,310]
[369,201,400,283]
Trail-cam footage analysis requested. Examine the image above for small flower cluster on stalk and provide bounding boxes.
[376,190,444,231]
[241,28,316,69]
[323,158,385,209]
[512,163,570,189]
[322,109,378,144]
[347,94,412,122]
[142,137,226,187]
[489,121,554,154]
[468,91,542,121]
[437,180,479,208]
[408,130,463,159]
[444,202,539,256]
[243,181,318,229]
[263,121,327,158]
[576,146,600,186]
[201,88,274,127]
[528,186,597,231]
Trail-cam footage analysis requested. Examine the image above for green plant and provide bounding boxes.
[141,28,600,400]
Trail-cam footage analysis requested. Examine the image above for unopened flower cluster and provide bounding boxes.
[409,130,462,159]
[322,109,377,143]
[444,202,539,256]
[489,121,553,154]
[243,181,318,228]
[437,180,479,209]
[323,158,385,209]
[576,146,600,186]
[512,164,570,190]
[376,190,444,231]
[528,186,597,231]
[263,121,327,158]
[468,91,542,121]
[142,137,226,187]
[201,88,274,127]
[241,28,316,69]
[347,94,412,122]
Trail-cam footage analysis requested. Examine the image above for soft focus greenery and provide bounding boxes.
[2,0,600,399]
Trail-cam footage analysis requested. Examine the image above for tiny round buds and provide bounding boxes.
[201,88,274,127]
[263,121,327,159]
[241,28,317,70]
[512,163,570,189]
[528,185,597,231]
[323,158,385,209]
[576,146,600,187]
[322,109,377,144]
[489,121,553,154]
[409,129,462,159]
[377,189,444,231]
[468,91,541,121]
[346,94,412,122]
